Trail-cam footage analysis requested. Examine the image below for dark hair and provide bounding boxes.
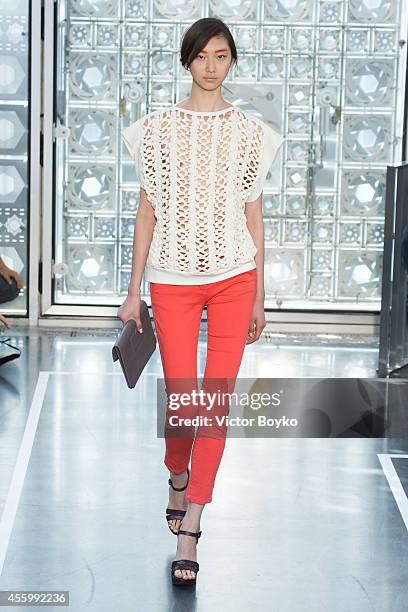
[180,18,238,71]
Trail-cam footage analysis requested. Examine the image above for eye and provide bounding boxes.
[218,55,227,59]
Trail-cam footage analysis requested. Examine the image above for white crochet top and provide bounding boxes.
[122,102,283,285]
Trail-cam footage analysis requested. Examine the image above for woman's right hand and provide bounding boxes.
[117,293,143,333]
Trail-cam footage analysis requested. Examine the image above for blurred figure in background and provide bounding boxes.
[402,224,408,320]
[0,256,24,329]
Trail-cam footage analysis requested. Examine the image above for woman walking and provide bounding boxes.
[118,17,283,586]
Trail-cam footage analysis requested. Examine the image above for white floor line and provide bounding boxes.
[0,372,50,577]
[0,369,175,578]
[377,454,408,532]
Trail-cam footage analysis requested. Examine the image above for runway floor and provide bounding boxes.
[0,327,407,612]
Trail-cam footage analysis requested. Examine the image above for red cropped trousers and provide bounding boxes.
[150,268,257,504]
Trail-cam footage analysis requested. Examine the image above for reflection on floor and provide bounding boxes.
[0,327,407,612]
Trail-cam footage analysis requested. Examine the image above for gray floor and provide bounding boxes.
[0,327,408,611]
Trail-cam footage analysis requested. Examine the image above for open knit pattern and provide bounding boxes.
[122,103,283,284]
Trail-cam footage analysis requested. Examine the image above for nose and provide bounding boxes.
[206,58,216,72]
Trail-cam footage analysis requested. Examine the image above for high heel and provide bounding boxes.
[166,467,189,535]
[171,528,202,586]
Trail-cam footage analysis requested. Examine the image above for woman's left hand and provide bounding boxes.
[0,262,24,289]
[0,313,10,329]
[246,297,266,344]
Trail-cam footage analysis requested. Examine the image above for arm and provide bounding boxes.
[127,188,156,297]
[244,193,267,343]
[117,188,156,332]
[245,193,265,300]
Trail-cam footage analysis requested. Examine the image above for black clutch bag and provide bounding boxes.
[112,300,157,389]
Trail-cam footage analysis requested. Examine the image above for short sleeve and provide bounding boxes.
[121,117,144,187]
[246,123,284,203]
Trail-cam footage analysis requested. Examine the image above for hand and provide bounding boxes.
[246,297,266,344]
[0,313,11,329]
[0,262,24,289]
[117,293,144,333]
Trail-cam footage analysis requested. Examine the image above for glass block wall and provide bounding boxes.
[0,1,29,315]
[54,0,404,311]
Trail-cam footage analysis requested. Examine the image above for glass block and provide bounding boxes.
[309,275,333,297]
[319,30,340,53]
[66,215,89,238]
[291,29,312,51]
[312,196,334,217]
[263,195,281,219]
[151,52,173,77]
[312,250,333,271]
[264,219,280,243]
[343,115,390,161]
[288,84,311,107]
[313,222,334,244]
[265,0,311,21]
[262,55,284,79]
[287,166,307,189]
[96,24,118,47]
[374,29,396,53]
[346,28,369,53]
[345,59,393,106]
[348,0,395,23]
[319,2,342,23]
[262,28,283,51]
[69,23,91,46]
[337,251,382,298]
[366,222,384,245]
[284,220,307,244]
[69,54,117,101]
[154,0,199,19]
[264,248,305,297]
[339,223,362,245]
[207,0,255,20]
[125,0,146,19]
[286,195,306,216]
[67,165,114,211]
[290,57,313,79]
[71,0,117,18]
[94,216,116,239]
[318,56,340,79]
[341,171,385,217]
[66,244,115,292]
[236,27,258,50]
[120,217,135,240]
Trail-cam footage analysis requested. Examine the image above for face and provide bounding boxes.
[188,35,235,89]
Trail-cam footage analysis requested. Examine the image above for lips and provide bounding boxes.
[204,77,217,80]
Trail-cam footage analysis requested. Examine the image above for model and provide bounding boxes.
[118,16,283,587]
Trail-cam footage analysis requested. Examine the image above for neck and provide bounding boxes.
[181,87,229,112]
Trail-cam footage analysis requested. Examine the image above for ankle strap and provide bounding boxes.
[168,467,190,491]
[178,529,201,540]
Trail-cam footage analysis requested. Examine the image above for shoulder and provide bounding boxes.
[121,110,163,152]
[236,110,284,169]
[238,110,282,143]
[122,110,154,137]
[121,116,144,151]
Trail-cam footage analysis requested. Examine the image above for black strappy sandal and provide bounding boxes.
[166,467,189,535]
[171,528,202,586]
